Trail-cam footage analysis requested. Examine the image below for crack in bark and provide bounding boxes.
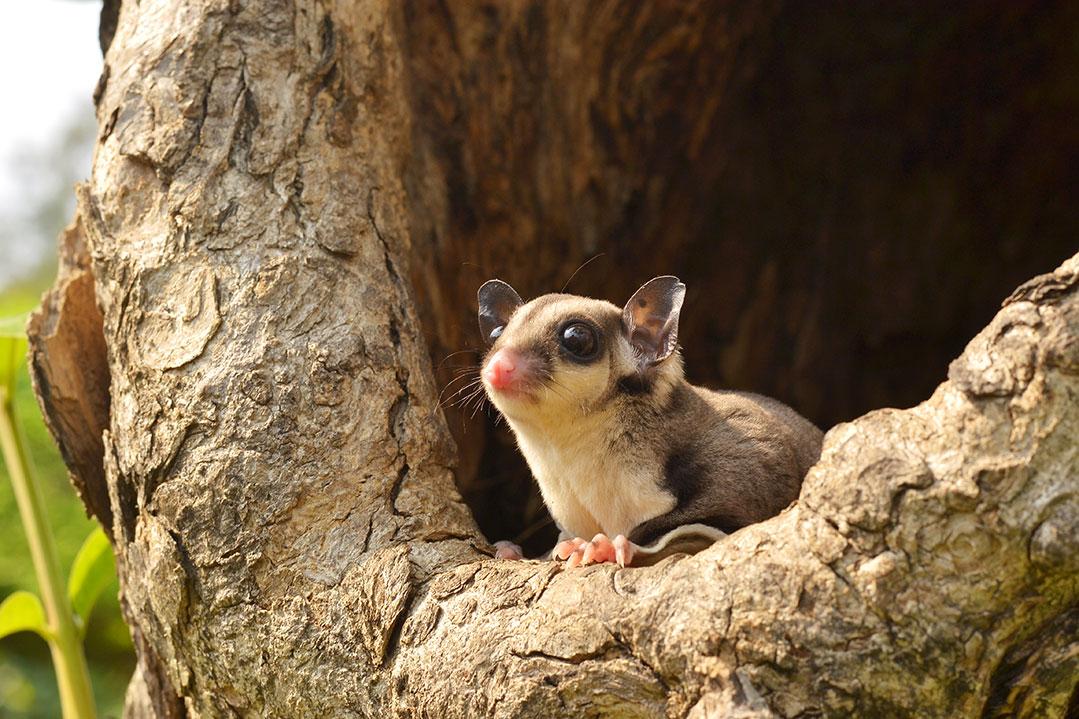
[509,647,610,666]
[980,607,1079,718]
[609,630,673,694]
[379,563,416,668]
[388,460,411,520]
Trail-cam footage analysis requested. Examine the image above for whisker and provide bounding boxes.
[441,370,479,386]
[437,375,482,406]
[560,253,607,293]
[436,349,481,372]
[443,367,480,380]
[541,374,576,404]
[451,380,483,401]
[547,377,573,395]
[469,397,488,420]
[464,384,491,419]
[444,363,479,373]
[542,383,573,407]
[441,379,484,409]
[444,364,482,375]
[548,377,586,413]
[453,384,486,411]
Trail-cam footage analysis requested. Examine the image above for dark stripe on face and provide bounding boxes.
[526,339,555,367]
[617,372,653,395]
[514,295,564,331]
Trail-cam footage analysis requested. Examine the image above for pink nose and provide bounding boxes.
[482,348,519,390]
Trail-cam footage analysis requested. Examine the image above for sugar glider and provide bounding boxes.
[477,276,823,567]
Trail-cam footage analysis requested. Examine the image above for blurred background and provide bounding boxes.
[0,1,134,717]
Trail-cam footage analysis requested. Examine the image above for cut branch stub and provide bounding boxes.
[27,213,111,535]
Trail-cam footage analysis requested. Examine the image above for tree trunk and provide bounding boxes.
[29,1,1078,717]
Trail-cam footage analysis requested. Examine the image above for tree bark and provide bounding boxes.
[28,1,1078,717]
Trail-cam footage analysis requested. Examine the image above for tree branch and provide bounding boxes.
[27,0,1077,716]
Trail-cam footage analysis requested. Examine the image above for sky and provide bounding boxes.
[0,0,102,288]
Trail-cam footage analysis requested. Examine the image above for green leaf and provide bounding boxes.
[0,590,50,641]
[67,526,115,636]
[0,313,29,398]
[0,314,28,338]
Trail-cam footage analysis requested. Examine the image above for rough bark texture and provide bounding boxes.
[27,1,1079,717]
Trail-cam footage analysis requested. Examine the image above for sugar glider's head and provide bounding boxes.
[477,276,686,425]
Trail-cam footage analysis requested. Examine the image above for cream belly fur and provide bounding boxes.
[510,414,676,540]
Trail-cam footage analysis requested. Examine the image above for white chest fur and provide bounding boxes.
[508,412,676,539]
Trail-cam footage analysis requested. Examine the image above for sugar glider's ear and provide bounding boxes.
[622,276,686,365]
[477,279,524,346]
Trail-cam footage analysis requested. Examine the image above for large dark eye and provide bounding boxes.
[558,322,599,361]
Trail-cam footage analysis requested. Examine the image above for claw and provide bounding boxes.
[613,534,634,567]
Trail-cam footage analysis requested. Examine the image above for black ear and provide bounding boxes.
[477,279,524,346]
[622,276,686,365]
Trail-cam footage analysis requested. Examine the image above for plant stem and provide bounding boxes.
[0,386,97,719]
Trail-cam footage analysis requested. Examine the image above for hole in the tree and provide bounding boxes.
[402,0,1078,558]
[432,243,1073,560]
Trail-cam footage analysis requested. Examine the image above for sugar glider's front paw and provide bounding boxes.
[553,533,636,568]
[492,540,525,560]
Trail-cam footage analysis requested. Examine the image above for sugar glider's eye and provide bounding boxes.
[490,325,504,342]
[558,322,600,361]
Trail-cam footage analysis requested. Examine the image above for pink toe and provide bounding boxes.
[593,534,617,563]
[554,537,588,560]
[493,540,524,560]
[553,539,580,560]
